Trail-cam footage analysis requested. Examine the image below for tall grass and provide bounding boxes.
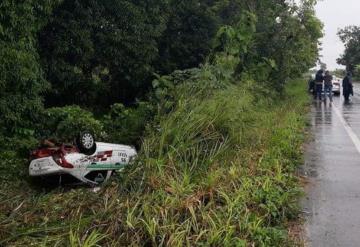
[0,79,309,246]
[115,79,308,246]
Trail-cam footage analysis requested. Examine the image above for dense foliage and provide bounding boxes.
[39,0,168,109]
[154,0,220,75]
[338,26,360,74]
[0,1,59,137]
[0,0,322,245]
[0,0,322,140]
[39,106,103,141]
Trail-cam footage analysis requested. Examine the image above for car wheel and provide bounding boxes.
[76,131,97,155]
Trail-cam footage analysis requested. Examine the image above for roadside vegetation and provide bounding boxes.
[0,78,309,246]
[0,0,321,246]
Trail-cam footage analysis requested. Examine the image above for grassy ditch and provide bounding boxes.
[0,79,309,246]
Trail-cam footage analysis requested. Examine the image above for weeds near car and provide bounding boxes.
[0,79,309,246]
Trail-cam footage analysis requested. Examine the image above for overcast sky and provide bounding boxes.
[315,0,360,70]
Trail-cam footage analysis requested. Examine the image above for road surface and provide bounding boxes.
[303,84,360,247]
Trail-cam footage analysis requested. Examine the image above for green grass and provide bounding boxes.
[0,79,310,246]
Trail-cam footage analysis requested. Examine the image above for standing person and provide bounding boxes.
[314,69,324,101]
[324,71,333,102]
[308,76,316,97]
[343,72,354,103]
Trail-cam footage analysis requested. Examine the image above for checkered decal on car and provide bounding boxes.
[96,151,113,161]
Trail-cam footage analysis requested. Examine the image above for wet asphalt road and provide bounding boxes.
[303,83,360,247]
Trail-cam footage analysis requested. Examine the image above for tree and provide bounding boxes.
[39,0,233,109]
[337,26,360,74]
[0,0,322,139]
[154,0,221,75]
[39,0,167,109]
[0,0,58,137]
[213,0,322,90]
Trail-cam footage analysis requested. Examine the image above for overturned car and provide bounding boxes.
[29,132,137,185]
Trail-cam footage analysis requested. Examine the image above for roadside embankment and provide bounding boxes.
[0,79,310,246]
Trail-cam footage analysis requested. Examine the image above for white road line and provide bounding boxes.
[332,102,360,154]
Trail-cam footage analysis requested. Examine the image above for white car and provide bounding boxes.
[29,132,137,185]
[332,76,341,95]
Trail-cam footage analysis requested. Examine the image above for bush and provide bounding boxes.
[0,149,28,186]
[102,102,153,146]
[39,106,103,142]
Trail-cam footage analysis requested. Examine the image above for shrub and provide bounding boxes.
[39,106,103,142]
[102,102,153,146]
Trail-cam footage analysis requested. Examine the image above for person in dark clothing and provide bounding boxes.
[343,72,353,103]
[315,69,324,100]
[308,76,316,96]
[324,71,333,102]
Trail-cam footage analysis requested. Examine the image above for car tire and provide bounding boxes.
[76,131,97,155]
